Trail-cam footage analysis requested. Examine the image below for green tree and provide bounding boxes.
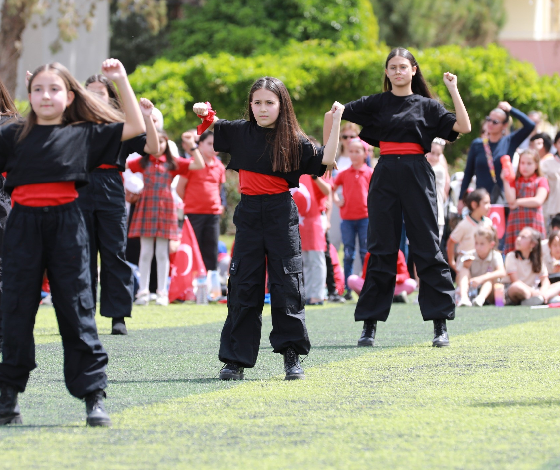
[369,0,506,49]
[166,0,378,59]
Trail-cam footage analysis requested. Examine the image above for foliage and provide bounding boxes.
[166,0,378,60]
[130,43,560,162]
[369,0,506,49]
[110,11,170,74]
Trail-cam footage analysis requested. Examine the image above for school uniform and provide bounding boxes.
[76,136,146,319]
[504,251,548,290]
[213,119,326,368]
[128,156,192,240]
[333,163,373,289]
[342,91,458,322]
[182,156,226,271]
[293,175,327,301]
[504,175,549,254]
[0,121,124,398]
[449,215,493,257]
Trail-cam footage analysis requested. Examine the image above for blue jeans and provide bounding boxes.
[340,218,368,289]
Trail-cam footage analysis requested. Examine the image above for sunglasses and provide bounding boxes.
[485,116,505,125]
[341,135,357,140]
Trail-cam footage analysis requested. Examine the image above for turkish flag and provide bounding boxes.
[488,205,506,239]
[168,218,207,303]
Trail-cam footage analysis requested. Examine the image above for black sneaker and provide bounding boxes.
[219,363,244,380]
[111,317,128,335]
[357,320,377,347]
[0,383,22,425]
[283,348,305,380]
[327,293,346,303]
[432,319,450,347]
[393,292,409,303]
[85,390,112,427]
[343,290,353,301]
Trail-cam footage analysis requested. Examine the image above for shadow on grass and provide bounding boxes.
[471,399,560,408]
[1,424,83,429]
[107,377,263,384]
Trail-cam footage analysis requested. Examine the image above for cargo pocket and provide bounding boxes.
[228,258,240,308]
[282,256,305,311]
[79,291,95,311]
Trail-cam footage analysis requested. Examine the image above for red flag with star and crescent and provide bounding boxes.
[169,217,207,302]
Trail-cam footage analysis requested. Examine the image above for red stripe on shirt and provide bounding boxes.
[239,169,289,195]
[11,182,78,207]
[380,141,424,155]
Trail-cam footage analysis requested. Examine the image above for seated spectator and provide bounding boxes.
[348,251,417,303]
[504,227,549,306]
[447,188,492,272]
[455,226,505,307]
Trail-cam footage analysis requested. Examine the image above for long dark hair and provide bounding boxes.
[85,74,123,111]
[140,130,177,171]
[383,48,433,99]
[0,78,18,117]
[246,77,309,173]
[515,227,542,274]
[18,62,124,142]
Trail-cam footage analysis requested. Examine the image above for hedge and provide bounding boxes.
[129,42,560,161]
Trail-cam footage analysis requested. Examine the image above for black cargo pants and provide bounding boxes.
[77,169,134,318]
[355,155,455,322]
[0,201,108,398]
[219,192,310,368]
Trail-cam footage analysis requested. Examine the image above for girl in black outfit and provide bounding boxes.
[325,47,471,347]
[0,59,145,427]
[78,75,158,335]
[0,79,19,351]
[193,77,342,381]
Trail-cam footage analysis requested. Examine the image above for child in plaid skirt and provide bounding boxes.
[127,131,204,305]
[502,149,549,254]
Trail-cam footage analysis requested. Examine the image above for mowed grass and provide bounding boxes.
[1,301,560,469]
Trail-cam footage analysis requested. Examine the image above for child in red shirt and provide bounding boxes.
[333,138,373,299]
[348,251,417,302]
[176,130,226,272]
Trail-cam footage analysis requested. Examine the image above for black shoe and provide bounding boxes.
[327,293,346,303]
[283,348,305,380]
[85,390,112,427]
[357,320,377,347]
[111,317,128,335]
[0,383,22,425]
[432,319,450,347]
[343,290,353,301]
[393,292,409,303]
[219,363,244,380]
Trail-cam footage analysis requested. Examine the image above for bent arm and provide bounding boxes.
[516,187,548,208]
[449,87,471,134]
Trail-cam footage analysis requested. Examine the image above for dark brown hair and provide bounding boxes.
[0,78,18,117]
[140,130,177,171]
[548,229,560,248]
[515,227,542,274]
[383,48,433,99]
[516,148,542,179]
[85,74,123,111]
[246,77,309,173]
[18,62,124,142]
[465,188,489,212]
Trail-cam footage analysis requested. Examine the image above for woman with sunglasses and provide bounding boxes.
[459,102,535,204]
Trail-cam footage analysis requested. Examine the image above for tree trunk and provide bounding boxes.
[0,0,31,96]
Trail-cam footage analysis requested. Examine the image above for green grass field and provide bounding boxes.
[1,300,560,469]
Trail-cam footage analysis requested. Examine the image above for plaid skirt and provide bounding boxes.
[504,177,547,254]
[129,165,178,239]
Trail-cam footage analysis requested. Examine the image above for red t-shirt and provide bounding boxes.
[11,182,78,207]
[311,175,331,213]
[293,175,325,251]
[361,250,410,284]
[239,169,289,195]
[181,156,226,214]
[333,164,373,220]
